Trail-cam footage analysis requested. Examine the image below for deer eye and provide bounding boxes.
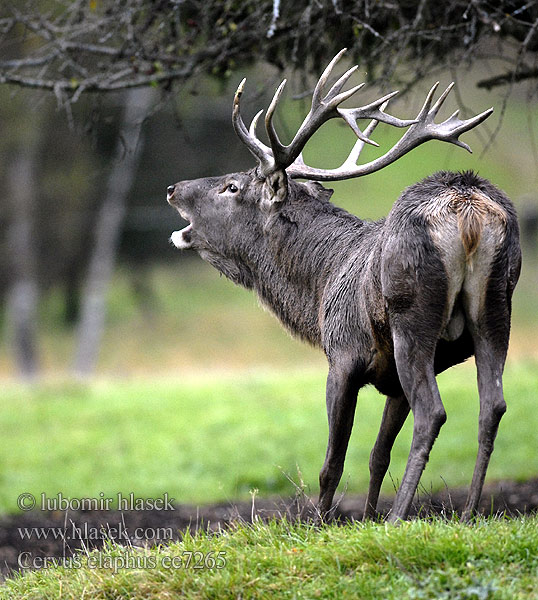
[226,183,239,194]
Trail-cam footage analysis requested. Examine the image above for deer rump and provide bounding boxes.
[317,170,516,402]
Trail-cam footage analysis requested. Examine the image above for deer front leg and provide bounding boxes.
[387,332,447,523]
[364,394,410,520]
[318,359,362,520]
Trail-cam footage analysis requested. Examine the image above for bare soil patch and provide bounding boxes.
[2,478,537,579]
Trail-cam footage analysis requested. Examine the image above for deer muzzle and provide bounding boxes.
[167,182,194,250]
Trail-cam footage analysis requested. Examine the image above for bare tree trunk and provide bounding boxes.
[73,88,154,376]
[5,144,40,379]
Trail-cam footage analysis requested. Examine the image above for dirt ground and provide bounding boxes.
[2,478,538,579]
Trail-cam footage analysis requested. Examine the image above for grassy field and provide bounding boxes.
[1,75,537,597]
[2,517,538,598]
[1,362,537,514]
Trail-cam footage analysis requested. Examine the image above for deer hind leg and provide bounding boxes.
[364,395,410,520]
[388,329,447,523]
[318,356,363,520]
[461,277,510,520]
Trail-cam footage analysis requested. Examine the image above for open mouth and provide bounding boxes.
[168,188,194,250]
[170,222,193,250]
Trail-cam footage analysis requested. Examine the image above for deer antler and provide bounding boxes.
[232,49,493,181]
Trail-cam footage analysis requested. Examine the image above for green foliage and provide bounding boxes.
[2,516,538,598]
[0,363,537,513]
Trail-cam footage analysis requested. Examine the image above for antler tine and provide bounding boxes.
[249,109,264,137]
[329,82,367,107]
[338,90,418,145]
[339,113,380,147]
[353,90,400,112]
[334,90,415,149]
[248,108,275,154]
[429,82,455,118]
[416,81,440,120]
[287,83,494,181]
[343,99,391,167]
[432,106,494,153]
[341,90,416,125]
[265,79,288,166]
[411,82,493,153]
[312,47,348,106]
[325,65,359,102]
[232,78,274,167]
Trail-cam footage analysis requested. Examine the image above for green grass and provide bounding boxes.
[2,516,538,598]
[0,362,537,514]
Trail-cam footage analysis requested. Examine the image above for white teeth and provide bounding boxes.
[171,224,193,249]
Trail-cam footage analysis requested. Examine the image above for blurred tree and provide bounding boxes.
[0,0,537,100]
[73,87,154,376]
[4,109,42,378]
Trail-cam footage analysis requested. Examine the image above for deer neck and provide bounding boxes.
[245,204,371,347]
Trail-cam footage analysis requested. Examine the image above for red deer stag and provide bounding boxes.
[167,50,521,522]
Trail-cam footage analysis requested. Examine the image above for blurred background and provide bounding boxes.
[1,89,537,379]
[0,1,537,380]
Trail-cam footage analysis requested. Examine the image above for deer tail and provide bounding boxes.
[454,190,507,263]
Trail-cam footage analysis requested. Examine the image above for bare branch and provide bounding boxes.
[478,66,538,88]
[0,0,537,104]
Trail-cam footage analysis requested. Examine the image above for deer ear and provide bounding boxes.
[261,169,288,206]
